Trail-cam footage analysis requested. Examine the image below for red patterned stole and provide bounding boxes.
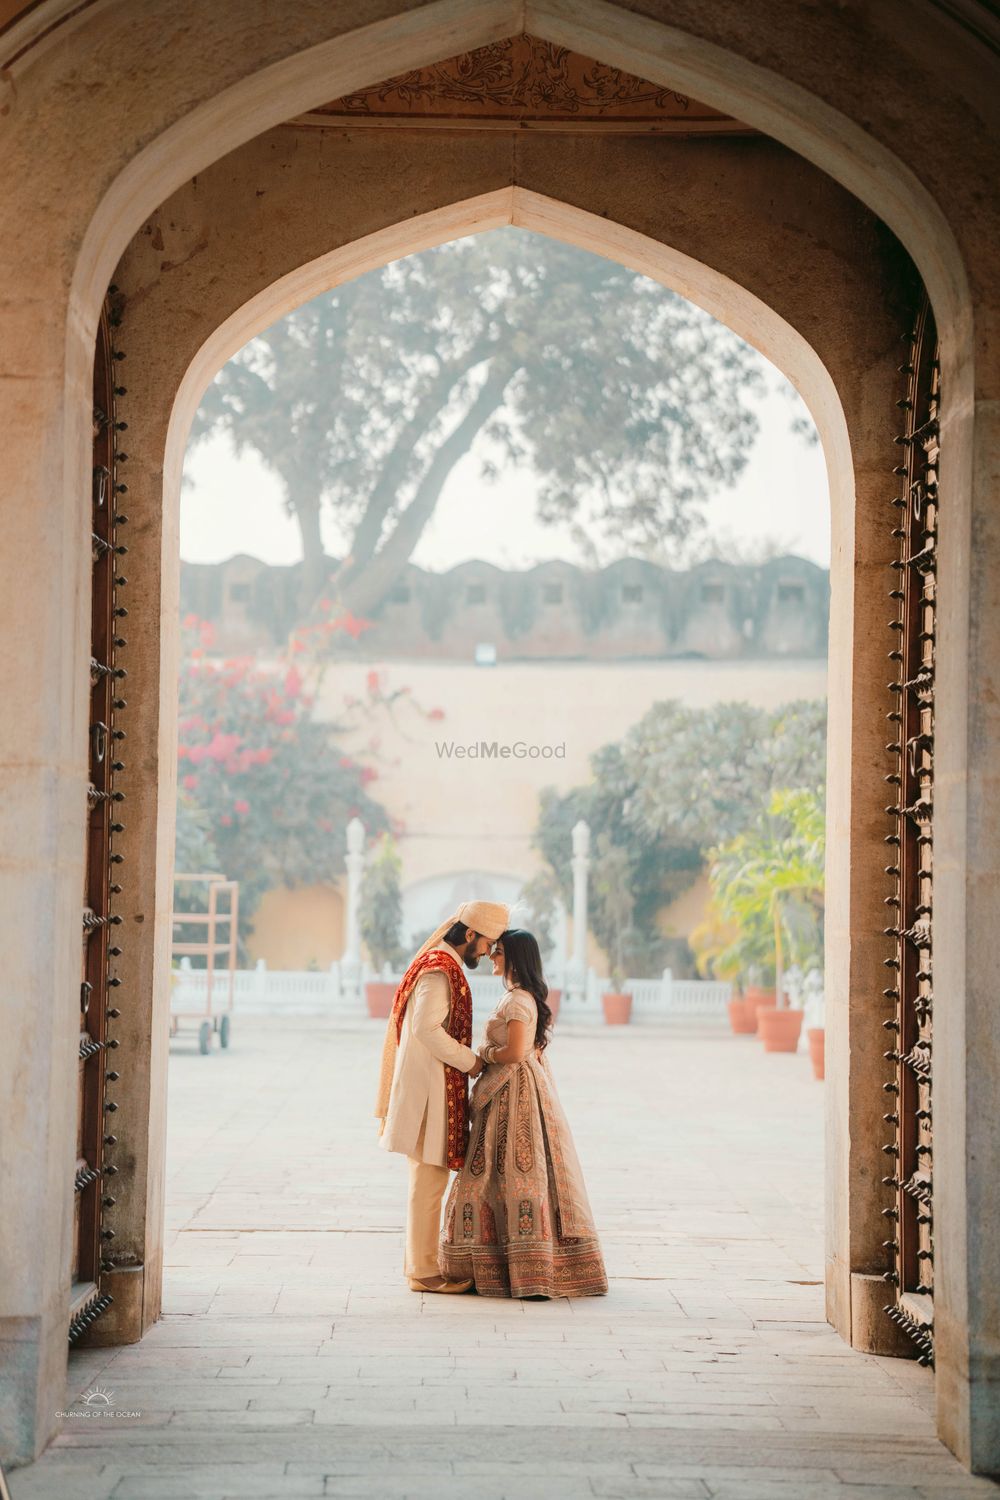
[391,949,473,1170]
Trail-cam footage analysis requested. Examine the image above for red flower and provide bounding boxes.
[183,612,199,629]
[339,611,372,640]
[233,799,250,815]
[428,707,445,721]
[290,638,306,654]
[366,669,381,695]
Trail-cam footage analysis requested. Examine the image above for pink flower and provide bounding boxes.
[233,799,249,815]
[428,707,445,721]
[319,598,332,614]
[284,666,303,699]
[360,767,378,785]
[182,773,198,790]
[219,814,232,827]
[338,611,372,640]
[366,669,381,695]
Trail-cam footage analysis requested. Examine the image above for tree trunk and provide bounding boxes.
[295,495,329,613]
[338,365,517,618]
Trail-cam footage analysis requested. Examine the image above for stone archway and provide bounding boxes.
[1,0,996,1474]
[109,121,901,1355]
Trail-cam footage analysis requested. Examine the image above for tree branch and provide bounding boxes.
[341,362,520,616]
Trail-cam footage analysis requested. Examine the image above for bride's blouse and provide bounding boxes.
[479,986,537,1058]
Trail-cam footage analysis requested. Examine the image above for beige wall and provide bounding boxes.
[320,656,827,893]
[1,0,997,1472]
[245,885,344,971]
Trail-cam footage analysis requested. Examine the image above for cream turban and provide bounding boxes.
[413,899,511,961]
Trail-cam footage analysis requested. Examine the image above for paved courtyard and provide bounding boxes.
[12,1017,999,1499]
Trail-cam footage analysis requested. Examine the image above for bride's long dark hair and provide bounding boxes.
[500,928,553,1051]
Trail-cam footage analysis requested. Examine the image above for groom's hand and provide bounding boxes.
[468,1055,483,1078]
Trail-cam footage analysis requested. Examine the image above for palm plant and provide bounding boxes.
[708,788,825,1007]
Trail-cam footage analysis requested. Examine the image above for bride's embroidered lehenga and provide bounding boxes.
[439,989,608,1298]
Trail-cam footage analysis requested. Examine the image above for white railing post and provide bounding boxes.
[341,816,365,1006]
[254,957,268,1008]
[566,819,590,1006]
[661,966,673,1016]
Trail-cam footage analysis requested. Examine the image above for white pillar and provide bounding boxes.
[566,819,590,1005]
[341,816,365,1005]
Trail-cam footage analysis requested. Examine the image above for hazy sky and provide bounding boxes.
[181,353,830,574]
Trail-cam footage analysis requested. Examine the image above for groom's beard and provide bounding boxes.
[461,946,481,970]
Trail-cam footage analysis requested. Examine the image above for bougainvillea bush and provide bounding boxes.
[175,616,389,942]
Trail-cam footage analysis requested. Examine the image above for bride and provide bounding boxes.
[439,928,608,1298]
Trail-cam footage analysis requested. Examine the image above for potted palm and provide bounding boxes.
[690,902,756,1034]
[359,833,406,1019]
[592,834,635,1024]
[710,789,824,1054]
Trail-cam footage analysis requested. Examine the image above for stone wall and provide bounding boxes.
[181,552,830,660]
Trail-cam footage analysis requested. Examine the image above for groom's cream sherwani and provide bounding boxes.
[380,941,478,1166]
[379,940,478,1277]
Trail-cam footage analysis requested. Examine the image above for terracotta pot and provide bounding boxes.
[727,997,756,1034]
[756,1005,805,1053]
[546,988,561,1023]
[742,986,776,1031]
[365,980,396,1019]
[807,1025,825,1080]
[602,991,633,1025]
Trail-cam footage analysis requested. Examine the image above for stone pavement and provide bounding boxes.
[12,1018,999,1499]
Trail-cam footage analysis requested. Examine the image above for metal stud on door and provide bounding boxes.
[73,292,127,1343]
[881,296,937,1366]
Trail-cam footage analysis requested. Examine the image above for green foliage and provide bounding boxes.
[191,229,765,613]
[707,785,826,992]
[176,618,389,937]
[517,869,563,967]
[590,833,638,990]
[535,743,700,978]
[360,833,407,972]
[622,698,827,847]
[534,698,826,979]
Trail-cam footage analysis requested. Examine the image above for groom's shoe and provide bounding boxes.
[408,1275,473,1294]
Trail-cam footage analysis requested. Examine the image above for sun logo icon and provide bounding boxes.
[81,1385,114,1406]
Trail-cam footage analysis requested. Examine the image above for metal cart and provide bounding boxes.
[170,872,239,1053]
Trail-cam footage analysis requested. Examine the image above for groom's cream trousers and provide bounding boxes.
[405,1117,450,1279]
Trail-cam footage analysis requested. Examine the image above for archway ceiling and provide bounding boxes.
[293,32,754,135]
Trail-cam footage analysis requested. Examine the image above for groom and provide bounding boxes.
[375,899,509,1292]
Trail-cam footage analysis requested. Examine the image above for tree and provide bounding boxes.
[621,698,827,848]
[190,228,765,612]
[591,832,638,991]
[176,617,390,938]
[533,698,826,977]
[707,786,826,1002]
[360,833,407,973]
